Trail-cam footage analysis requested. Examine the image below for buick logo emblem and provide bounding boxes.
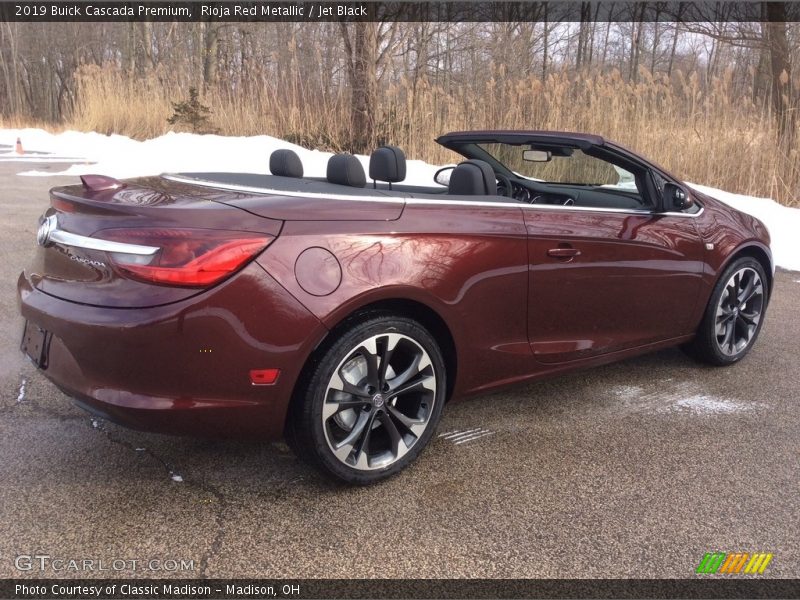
[37,215,57,247]
[371,393,385,408]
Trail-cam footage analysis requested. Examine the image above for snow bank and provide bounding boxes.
[688,183,800,272]
[2,128,798,271]
[0,128,440,185]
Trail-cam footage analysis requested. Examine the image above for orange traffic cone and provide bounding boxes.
[15,137,23,155]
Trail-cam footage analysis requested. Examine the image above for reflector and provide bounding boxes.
[250,369,280,385]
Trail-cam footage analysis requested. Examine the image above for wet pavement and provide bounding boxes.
[0,161,798,579]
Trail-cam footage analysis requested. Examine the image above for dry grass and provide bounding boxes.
[0,114,64,131]
[68,63,799,206]
[71,66,174,138]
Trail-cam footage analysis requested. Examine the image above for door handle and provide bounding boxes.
[547,248,581,258]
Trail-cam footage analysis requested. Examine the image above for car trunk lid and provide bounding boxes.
[29,176,283,308]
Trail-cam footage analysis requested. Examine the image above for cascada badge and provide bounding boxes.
[696,552,773,575]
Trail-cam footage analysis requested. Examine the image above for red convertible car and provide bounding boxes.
[18,131,772,484]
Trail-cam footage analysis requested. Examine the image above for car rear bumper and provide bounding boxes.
[17,263,327,439]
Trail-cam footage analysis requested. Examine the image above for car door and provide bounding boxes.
[525,204,705,364]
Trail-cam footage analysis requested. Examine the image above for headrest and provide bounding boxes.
[269,149,304,178]
[448,159,498,196]
[369,145,406,183]
[327,154,366,188]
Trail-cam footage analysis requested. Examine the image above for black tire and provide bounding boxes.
[685,256,769,366]
[286,314,446,485]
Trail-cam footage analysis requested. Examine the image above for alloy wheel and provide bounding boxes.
[714,267,764,356]
[322,333,437,471]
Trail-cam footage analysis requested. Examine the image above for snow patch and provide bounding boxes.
[2,129,798,271]
[1,128,441,186]
[16,377,26,403]
[610,384,645,401]
[611,379,757,415]
[669,394,751,415]
[0,155,89,163]
[688,182,800,272]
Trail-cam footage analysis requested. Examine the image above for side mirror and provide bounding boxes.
[523,149,552,162]
[662,182,694,212]
[434,166,455,187]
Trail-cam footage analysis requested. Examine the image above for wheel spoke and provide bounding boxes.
[322,397,365,421]
[356,338,380,387]
[729,271,743,307]
[738,273,755,303]
[741,283,763,306]
[739,310,758,326]
[390,373,435,397]
[388,351,432,387]
[716,308,735,325]
[379,411,409,459]
[377,333,401,385]
[329,372,370,399]
[388,353,422,388]
[332,409,371,461]
[721,321,735,353]
[726,284,738,309]
[351,410,378,468]
[388,405,428,437]
[733,316,747,346]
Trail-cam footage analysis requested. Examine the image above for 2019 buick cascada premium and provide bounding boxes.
[18,131,772,484]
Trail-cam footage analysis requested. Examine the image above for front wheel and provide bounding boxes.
[287,315,446,484]
[686,256,769,366]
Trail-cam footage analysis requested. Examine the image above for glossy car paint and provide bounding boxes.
[257,203,532,398]
[19,264,326,438]
[17,132,773,438]
[524,209,705,363]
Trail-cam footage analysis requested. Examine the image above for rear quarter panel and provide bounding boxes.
[256,202,533,398]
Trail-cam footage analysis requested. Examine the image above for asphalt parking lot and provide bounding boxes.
[0,160,798,579]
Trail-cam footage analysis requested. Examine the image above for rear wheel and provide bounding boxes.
[287,315,446,484]
[686,257,768,366]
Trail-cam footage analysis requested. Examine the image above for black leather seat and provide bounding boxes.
[448,159,498,196]
[269,149,304,178]
[327,154,367,188]
[369,145,406,189]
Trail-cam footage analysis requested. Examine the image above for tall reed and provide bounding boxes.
[69,63,799,206]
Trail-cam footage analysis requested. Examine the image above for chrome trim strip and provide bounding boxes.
[660,208,705,218]
[518,203,653,216]
[48,228,159,256]
[519,203,705,218]
[161,173,704,217]
[162,173,406,204]
[404,198,527,209]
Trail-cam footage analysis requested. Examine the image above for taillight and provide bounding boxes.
[51,196,78,213]
[94,228,273,287]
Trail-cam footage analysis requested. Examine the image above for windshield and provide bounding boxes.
[477,143,636,188]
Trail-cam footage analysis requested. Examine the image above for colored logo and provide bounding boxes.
[696,552,773,575]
